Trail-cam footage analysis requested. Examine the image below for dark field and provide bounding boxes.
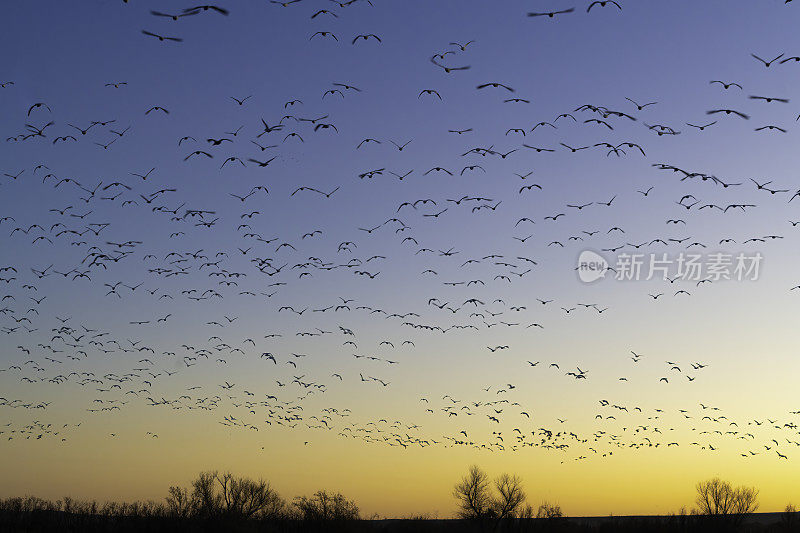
[2,509,799,533]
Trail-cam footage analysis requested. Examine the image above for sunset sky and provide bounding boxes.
[2,0,800,518]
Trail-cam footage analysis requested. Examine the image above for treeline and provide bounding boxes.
[0,470,361,532]
[451,465,798,533]
[2,468,800,532]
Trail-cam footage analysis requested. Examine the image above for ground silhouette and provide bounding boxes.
[0,469,797,532]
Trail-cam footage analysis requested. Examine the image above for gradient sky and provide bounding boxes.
[2,0,800,518]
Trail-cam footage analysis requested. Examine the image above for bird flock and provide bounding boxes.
[3,0,800,472]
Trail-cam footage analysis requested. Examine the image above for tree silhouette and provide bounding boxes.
[165,485,191,518]
[536,502,564,519]
[695,477,758,529]
[453,465,492,518]
[292,490,360,520]
[190,471,222,518]
[182,471,286,519]
[453,466,531,520]
[492,473,526,519]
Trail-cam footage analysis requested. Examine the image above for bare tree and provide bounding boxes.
[453,465,492,519]
[216,472,285,519]
[492,474,526,519]
[292,490,359,520]
[184,471,285,519]
[190,471,222,518]
[695,477,758,528]
[536,502,564,520]
[165,486,191,518]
